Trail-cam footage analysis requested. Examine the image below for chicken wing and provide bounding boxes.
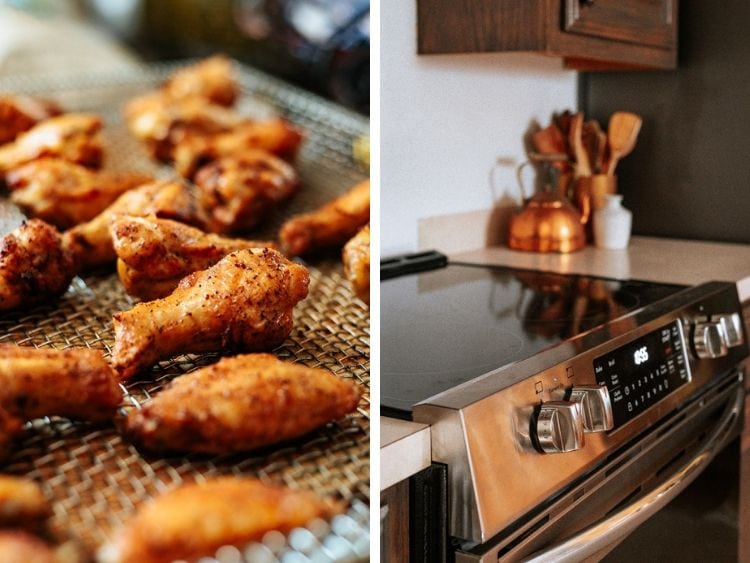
[343,224,370,303]
[111,248,309,379]
[161,55,238,107]
[193,150,300,233]
[0,95,62,145]
[62,180,205,269]
[0,344,123,423]
[0,219,75,312]
[0,531,58,563]
[6,159,151,229]
[124,353,360,453]
[104,477,342,563]
[280,179,370,256]
[0,476,49,528]
[174,118,304,178]
[0,114,103,176]
[110,215,275,300]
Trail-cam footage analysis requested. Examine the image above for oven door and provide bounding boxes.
[455,368,745,562]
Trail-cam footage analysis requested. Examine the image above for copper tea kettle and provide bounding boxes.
[508,161,585,253]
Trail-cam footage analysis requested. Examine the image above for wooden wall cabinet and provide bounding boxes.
[417,0,678,70]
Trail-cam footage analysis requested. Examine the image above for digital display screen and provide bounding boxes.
[594,320,691,428]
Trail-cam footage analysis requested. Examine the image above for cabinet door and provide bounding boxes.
[563,0,676,49]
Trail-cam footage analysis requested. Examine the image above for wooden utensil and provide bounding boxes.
[605,111,642,175]
[532,124,568,171]
[569,112,591,178]
[581,119,603,175]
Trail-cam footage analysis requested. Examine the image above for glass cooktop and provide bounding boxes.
[381,258,686,417]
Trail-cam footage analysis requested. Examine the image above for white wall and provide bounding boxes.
[380,1,578,255]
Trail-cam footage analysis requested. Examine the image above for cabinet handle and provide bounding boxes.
[580,0,595,5]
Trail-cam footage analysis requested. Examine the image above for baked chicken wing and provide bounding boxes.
[343,224,370,303]
[0,476,49,528]
[124,353,361,453]
[0,114,103,176]
[7,159,151,229]
[0,531,58,563]
[110,215,275,300]
[280,179,370,256]
[111,248,309,379]
[0,95,62,145]
[62,180,205,269]
[161,55,238,107]
[193,150,300,233]
[103,477,342,563]
[0,219,75,312]
[174,118,304,179]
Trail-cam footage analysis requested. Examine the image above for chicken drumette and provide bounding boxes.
[279,179,370,256]
[7,159,151,229]
[110,215,275,300]
[0,476,50,528]
[111,248,309,379]
[0,219,75,312]
[193,150,300,233]
[0,95,62,145]
[0,114,103,176]
[62,180,205,269]
[161,54,238,107]
[104,477,342,563]
[343,224,370,303]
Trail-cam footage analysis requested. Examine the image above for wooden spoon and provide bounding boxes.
[606,111,642,175]
[569,112,591,178]
[581,119,603,175]
[532,123,568,172]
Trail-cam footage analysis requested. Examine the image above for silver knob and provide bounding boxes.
[714,313,744,348]
[536,401,585,453]
[693,321,728,359]
[570,385,614,432]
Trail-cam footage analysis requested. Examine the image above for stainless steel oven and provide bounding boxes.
[381,252,749,562]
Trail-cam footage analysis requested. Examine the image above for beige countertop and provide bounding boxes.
[380,418,431,491]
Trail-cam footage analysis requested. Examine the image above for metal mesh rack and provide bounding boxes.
[0,61,370,558]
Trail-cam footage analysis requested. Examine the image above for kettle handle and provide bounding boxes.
[516,161,534,200]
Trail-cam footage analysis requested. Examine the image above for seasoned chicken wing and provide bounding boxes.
[0,476,49,528]
[62,180,205,269]
[110,215,275,300]
[111,248,309,379]
[0,219,75,312]
[124,353,361,453]
[7,159,151,229]
[174,118,304,178]
[0,95,62,145]
[343,224,370,303]
[193,150,300,233]
[280,179,370,256]
[0,344,123,423]
[0,114,103,176]
[104,477,342,563]
[0,531,58,563]
[161,55,238,106]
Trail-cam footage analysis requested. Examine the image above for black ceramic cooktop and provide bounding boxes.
[380,258,685,417]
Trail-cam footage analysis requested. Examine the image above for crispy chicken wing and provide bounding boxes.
[0,344,123,423]
[111,248,309,379]
[280,179,370,256]
[161,55,238,107]
[0,476,49,528]
[110,215,275,300]
[62,180,205,269]
[104,477,342,563]
[124,353,361,453]
[0,114,103,176]
[0,219,75,312]
[193,150,300,233]
[0,95,62,145]
[7,159,151,229]
[343,224,370,303]
[0,531,58,563]
[174,118,304,178]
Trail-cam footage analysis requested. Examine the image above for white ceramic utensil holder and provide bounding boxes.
[593,194,632,249]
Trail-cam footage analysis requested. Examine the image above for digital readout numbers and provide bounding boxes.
[633,346,649,365]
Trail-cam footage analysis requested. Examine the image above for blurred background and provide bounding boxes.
[0,0,369,114]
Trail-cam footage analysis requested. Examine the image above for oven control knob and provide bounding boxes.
[693,321,728,359]
[570,385,614,432]
[536,401,585,454]
[714,313,744,348]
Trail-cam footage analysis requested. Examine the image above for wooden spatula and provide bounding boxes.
[532,123,568,171]
[569,112,591,178]
[606,111,642,175]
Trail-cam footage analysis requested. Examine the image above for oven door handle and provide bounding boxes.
[522,385,744,563]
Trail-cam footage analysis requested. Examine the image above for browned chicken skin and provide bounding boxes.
[161,55,238,106]
[0,476,49,528]
[110,215,275,300]
[0,530,59,563]
[0,114,103,176]
[111,248,309,379]
[124,353,361,453]
[0,95,62,145]
[174,118,304,178]
[0,219,75,312]
[193,150,300,233]
[280,179,370,256]
[6,159,151,229]
[62,180,205,269]
[343,224,370,303]
[106,477,342,563]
